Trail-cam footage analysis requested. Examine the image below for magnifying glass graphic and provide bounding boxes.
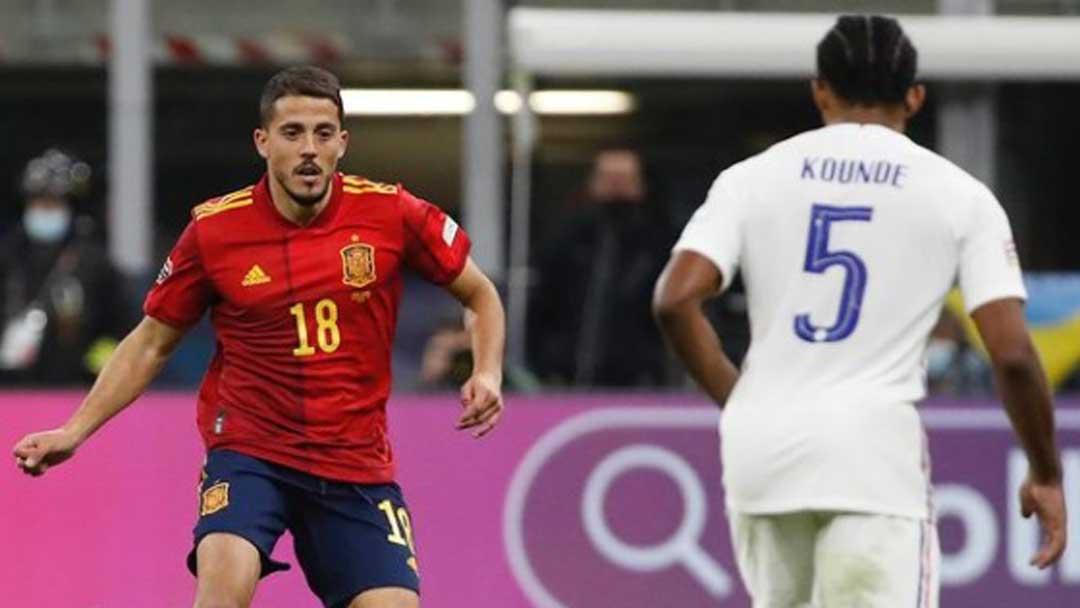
[581,443,732,597]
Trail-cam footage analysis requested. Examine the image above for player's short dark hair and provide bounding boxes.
[816,15,917,105]
[259,65,345,126]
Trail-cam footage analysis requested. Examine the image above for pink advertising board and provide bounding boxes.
[2,392,1080,607]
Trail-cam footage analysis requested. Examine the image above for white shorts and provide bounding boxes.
[729,510,939,608]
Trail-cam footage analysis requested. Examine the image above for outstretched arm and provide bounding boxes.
[445,257,505,437]
[972,298,1066,568]
[14,316,186,476]
[652,250,739,407]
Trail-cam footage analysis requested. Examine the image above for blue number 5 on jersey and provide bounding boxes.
[794,204,874,343]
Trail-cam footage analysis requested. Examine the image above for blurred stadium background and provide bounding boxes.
[2,0,1080,606]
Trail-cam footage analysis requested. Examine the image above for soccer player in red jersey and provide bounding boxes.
[13,66,505,608]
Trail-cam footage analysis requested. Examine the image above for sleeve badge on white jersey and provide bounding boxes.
[1004,240,1019,266]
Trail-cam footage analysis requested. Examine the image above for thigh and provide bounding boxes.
[188,449,292,579]
[813,512,939,608]
[291,481,421,608]
[729,510,818,608]
[193,532,262,608]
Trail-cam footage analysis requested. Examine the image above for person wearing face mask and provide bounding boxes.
[925,307,990,395]
[0,148,130,385]
[529,147,677,386]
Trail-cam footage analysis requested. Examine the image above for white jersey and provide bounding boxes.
[674,123,1026,519]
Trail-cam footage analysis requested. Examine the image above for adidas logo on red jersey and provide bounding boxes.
[241,264,271,287]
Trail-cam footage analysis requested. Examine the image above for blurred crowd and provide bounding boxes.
[527,148,675,387]
[0,149,132,386]
[5,145,1079,396]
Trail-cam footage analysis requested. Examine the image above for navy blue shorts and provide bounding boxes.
[189,449,420,608]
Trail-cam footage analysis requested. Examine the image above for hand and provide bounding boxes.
[1019,475,1067,569]
[13,428,80,477]
[456,372,503,438]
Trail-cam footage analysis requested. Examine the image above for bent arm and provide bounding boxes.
[63,316,186,445]
[972,298,1061,482]
[653,250,738,406]
[446,257,506,382]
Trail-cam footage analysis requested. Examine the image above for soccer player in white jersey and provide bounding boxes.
[653,14,1066,607]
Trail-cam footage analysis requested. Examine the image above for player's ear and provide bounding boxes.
[904,84,926,118]
[337,129,349,160]
[810,79,833,116]
[253,128,269,160]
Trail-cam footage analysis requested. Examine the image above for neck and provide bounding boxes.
[824,105,907,133]
[267,175,333,226]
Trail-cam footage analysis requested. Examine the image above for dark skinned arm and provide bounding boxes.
[652,250,739,407]
[972,298,1066,569]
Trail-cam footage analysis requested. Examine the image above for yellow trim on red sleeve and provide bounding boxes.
[192,198,254,220]
[192,186,255,219]
[343,175,398,196]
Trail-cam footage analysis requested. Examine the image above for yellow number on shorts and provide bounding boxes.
[378,499,416,553]
[290,299,340,356]
[397,507,416,553]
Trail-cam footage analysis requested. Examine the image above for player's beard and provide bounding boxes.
[278,169,330,207]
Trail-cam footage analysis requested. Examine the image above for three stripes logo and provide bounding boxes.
[241,264,271,287]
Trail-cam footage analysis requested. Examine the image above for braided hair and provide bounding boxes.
[817,15,917,105]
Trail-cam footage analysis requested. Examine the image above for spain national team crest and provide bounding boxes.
[200,482,230,516]
[341,241,377,289]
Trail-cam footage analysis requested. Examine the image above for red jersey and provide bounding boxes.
[144,173,470,483]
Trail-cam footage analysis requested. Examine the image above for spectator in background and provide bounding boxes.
[529,148,675,387]
[420,316,539,392]
[0,149,129,385]
[419,317,476,390]
[926,308,990,395]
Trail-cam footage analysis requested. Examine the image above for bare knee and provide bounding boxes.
[347,587,420,608]
[193,579,256,608]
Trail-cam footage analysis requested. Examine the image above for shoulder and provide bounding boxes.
[891,140,1001,231]
[701,128,851,209]
[183,184,260,256]
[339,174,430,235]
[341,174,401,201]
[758,126,833,160]
[706,151,769,203]
[716,129,815,185]
[735,125,851,173]
[190,184,257,224]
[342,176,443,220]
[338,174,408,219]
[906,140,991,197]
